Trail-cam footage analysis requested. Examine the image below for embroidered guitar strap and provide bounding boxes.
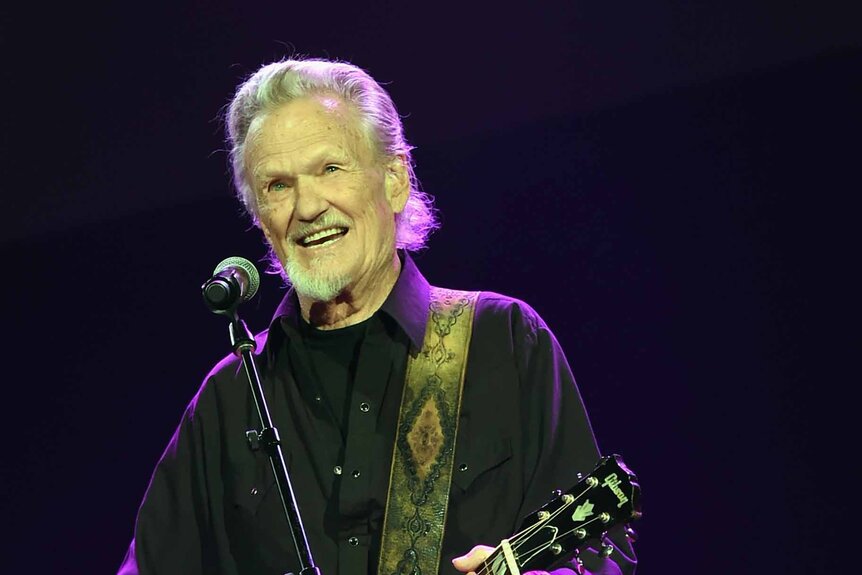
[378,287,479,575]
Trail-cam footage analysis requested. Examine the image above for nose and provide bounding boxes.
[293,176,329,222]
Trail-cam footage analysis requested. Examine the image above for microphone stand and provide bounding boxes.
[218,305,321,575]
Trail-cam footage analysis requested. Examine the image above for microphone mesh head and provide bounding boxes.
[213,256,260,301]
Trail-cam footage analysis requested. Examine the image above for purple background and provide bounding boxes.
[2,2,858,572]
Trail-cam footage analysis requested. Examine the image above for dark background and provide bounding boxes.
[1,2,859,572]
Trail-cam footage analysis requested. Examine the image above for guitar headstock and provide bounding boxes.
[508,454,641,572]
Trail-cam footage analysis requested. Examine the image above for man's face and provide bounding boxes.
[245,95,407,302]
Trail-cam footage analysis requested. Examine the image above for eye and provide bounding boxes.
[268,180,290,193]
[324,164,341,174]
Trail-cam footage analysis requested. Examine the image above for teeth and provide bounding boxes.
[300,227,346,246]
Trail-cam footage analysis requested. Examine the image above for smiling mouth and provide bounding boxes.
[297,227,349,248]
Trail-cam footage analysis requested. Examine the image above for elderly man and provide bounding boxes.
[118,58,636,575]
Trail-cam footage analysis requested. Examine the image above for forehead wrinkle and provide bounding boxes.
[289,94,376,159]
[247,130,338,182]
[251,132,330,168]
[251,141,359,188]
[245,95,377,184]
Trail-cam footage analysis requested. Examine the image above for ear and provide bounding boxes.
[384,155,410,214]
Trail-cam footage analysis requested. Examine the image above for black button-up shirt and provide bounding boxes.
[118,254,636,575]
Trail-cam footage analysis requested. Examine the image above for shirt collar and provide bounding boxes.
[379,252,430,349]
[266,252,430,355]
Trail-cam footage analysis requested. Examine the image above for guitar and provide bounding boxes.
[476,454,641,575]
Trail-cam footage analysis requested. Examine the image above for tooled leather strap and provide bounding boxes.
[377,288,479,575]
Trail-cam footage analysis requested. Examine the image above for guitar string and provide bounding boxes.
[473,495,581,575]
[475,466,631,573]
[473,486,592,575]
[475,482,616,575]
[511,515,607,562]
[505,485,589,549]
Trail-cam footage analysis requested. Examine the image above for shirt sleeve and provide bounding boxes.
[513,302,637,575]
[117,380,236,575]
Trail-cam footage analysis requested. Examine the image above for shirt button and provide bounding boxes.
[334,465,343,475]
[359,402,370,412]
[458,463,468,472]
[352,469,361,478]
[348,536,359,546]
[250,487,259,496]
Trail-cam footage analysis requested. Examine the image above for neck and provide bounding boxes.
[298,253,401,329]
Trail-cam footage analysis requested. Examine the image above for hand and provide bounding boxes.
[452,544,554,575]
[452,545,494,575]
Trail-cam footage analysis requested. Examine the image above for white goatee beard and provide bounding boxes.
[284,253,351,302]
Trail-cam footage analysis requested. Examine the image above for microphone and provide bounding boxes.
[202,256,260,312]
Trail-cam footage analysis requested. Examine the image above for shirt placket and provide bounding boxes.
[336,319,393,575]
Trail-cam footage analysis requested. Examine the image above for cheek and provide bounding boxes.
[260,219,286,255]
[361,202,397,247]
[259,203,294,238]
[259,215,275,241]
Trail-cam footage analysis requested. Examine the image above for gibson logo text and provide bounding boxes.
[602,473,629,508]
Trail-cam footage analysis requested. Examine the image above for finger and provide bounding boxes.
[452,544,496,572]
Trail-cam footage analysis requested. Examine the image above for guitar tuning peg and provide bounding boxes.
[599,535,614,558]
[599,543,614,558]
[624,525,639,542]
